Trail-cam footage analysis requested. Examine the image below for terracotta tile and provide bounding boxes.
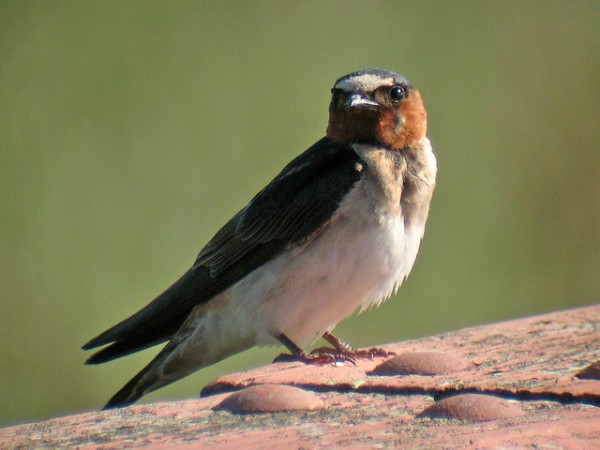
[2,305,599,449]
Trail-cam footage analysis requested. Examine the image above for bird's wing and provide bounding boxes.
[83,138,364,363]
[195,137,365,274]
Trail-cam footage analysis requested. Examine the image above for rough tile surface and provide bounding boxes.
[2,305,599,449]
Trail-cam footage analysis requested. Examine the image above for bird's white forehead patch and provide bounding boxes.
[334,74,397,92]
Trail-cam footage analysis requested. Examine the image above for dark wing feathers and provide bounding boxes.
[83,266,214,362]
[83,138,364,363]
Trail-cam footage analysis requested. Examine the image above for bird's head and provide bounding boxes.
[326,69,427,150]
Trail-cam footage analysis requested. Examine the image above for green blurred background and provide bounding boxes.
[1,1,598,427]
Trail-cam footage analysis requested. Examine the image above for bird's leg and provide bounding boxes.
[311,331,394,360]
[273,333,347,365]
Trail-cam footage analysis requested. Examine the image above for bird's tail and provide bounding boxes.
[104,362,161,409]
[103,308,255,409]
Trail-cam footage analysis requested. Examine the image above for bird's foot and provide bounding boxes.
[273,332,394,366]
[318,331,395,361]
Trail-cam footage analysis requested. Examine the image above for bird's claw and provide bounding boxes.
[310,346,358,365]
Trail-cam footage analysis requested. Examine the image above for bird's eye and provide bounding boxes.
[389,85,407,102]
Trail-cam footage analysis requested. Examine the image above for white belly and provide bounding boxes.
[224,182,425,346]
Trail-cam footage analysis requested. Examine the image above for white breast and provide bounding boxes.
[220,143,433,346]
[204,139,436,345]
[254,191,422,343]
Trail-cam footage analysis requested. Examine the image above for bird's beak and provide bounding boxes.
[346,93,379,110]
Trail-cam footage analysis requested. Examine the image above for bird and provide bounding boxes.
[83,68,437,409]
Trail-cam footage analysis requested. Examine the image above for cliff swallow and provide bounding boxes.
[83,68,437,409]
